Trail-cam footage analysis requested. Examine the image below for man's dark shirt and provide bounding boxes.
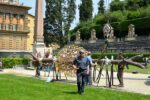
[73,56,89,70]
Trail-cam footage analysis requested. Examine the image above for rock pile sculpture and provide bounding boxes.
[57,44,85,77]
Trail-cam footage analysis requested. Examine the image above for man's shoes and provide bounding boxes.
[80,92,84,95]
[78,91,84,95]
[118,84,124,87]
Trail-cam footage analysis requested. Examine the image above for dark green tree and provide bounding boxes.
[110,0,126,12]
[136,0,150,7]
[44,0,76,46]
[44,0,63,46]
[98,0,105,14]
[127,0,143,10]
[63,0,76,43]
[79,0,93,22]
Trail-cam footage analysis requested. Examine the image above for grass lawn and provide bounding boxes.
[124,64,150,74]
[0,74,150,100]
[106,64,150,74]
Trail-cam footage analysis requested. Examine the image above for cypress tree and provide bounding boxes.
[44,0,76,46]
[63,0,76,43]
[98,0,105,14]
[79,0,93,22]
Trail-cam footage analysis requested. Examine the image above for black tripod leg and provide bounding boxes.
[93,66,97,82]
[111,64,114,86]
[96,66,103,86]
[106,69,111,88]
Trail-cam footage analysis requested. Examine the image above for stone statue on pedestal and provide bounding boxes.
[75,30,82,44]
[103,24,115,42]
[89,29,97,43]
[76,30,81,41]
[126,24,137,41]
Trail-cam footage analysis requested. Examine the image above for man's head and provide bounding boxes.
[79,49,85,58]
[87,51,91,56]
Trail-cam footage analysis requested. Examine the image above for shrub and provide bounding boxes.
[91,53,150,60]
[110,11,126,22]
[0,58,31,68]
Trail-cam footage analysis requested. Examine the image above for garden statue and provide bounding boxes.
[75,30,82,44]
[103,24,115,42]
[110,27,115,39]
[89,29,97,43]
[126,24,137,40]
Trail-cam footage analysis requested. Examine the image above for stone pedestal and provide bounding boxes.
[107,39,115,42]
[33,42,45,57]
[125,37,136,41]
[89,40,96,43]
[75,40,81,44]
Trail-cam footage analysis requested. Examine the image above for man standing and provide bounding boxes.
[86,51,97,85]
[117,52,125,87]
[73,50,90,95]
[30,51,42,77]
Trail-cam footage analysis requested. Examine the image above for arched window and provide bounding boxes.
[12,24,17,31]
[5,24,9,30]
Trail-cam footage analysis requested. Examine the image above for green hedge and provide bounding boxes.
[119,17,150,36]
[91,53,150,60]
[0,58,31,68]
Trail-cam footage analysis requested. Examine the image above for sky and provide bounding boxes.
[20,0,111,29]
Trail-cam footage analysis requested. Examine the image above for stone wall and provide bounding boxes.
[72,36,150,53]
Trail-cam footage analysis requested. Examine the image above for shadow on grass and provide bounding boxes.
[63,91,78,95]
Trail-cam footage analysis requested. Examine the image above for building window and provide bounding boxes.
[19,25,23,31]
[5,24,9,30]
[0,13,2,18]
[5,13,10,19]
[0,0,9,3]
[13,24,17,31]
[13,14,17,18]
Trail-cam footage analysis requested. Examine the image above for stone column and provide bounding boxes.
[33,0,45,57]
[34,0,44,43]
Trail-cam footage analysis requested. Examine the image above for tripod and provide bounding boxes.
[93,58,114,88]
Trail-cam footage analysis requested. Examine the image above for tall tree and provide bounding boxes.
[110,0,126,12]
[44,0,63,46]
[98,0,105,14]
[44,0,76,46]
[127,0,142,10]
[63,0,76,43]
[79,0,93,22]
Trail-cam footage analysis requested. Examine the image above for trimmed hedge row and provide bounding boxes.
[91,53,150,59]
[116,17,150,37]
[0,58,31,68]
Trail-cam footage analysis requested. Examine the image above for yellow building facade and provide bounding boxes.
[0,1,34,57]
[27,14,34,52]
